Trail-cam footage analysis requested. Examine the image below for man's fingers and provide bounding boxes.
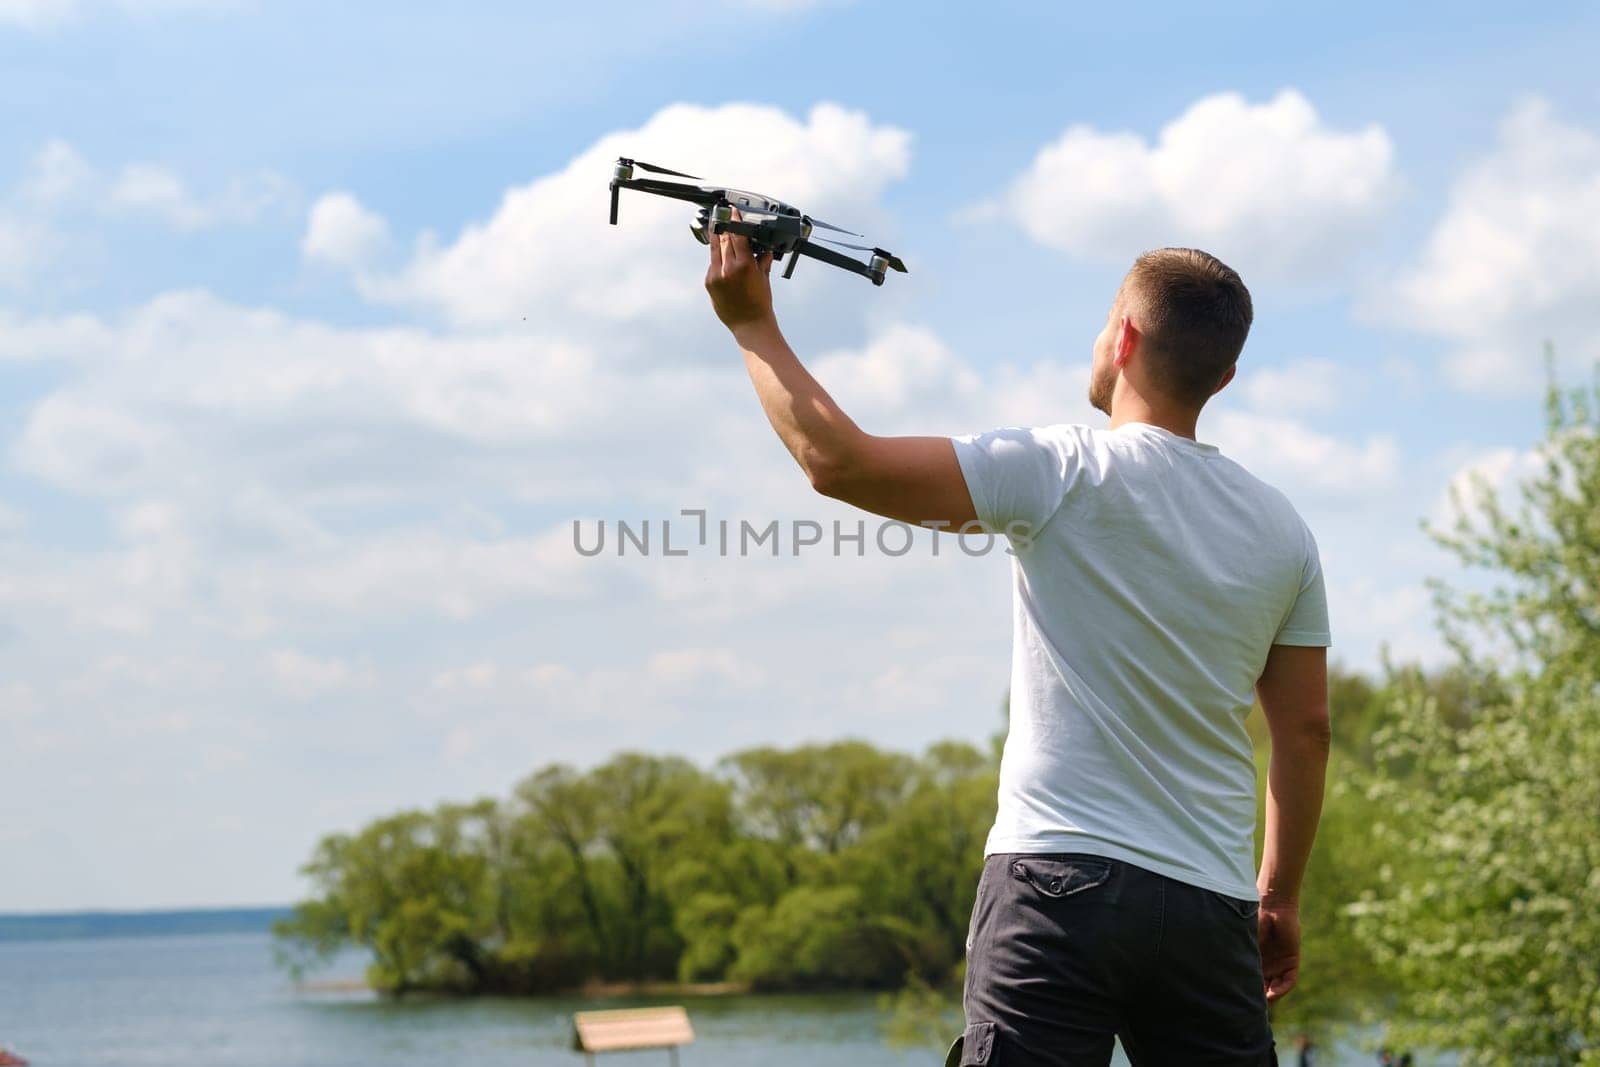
[707,222,723,278]
[759,251,773,276]
[1262,953,1299,1002]
[727,207,753,263]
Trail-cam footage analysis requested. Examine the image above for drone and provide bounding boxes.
[608,157,908,286]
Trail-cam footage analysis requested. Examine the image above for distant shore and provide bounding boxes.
[0,906,290,943]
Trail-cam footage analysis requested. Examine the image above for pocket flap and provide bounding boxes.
[958,1021,997,1065]
[1009,856,1111,898]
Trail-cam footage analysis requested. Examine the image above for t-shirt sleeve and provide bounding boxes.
[1274,528,1332,647]
[950,426,1074,537]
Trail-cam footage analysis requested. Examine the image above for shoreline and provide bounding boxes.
[294,977,755,998]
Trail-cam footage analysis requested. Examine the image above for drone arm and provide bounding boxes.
[616,177,716,204]
[609,177,717,225]
[791,239,883,285]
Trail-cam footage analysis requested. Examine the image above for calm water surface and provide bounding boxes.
[2,931,1387,1066]
[0,931,941,1067]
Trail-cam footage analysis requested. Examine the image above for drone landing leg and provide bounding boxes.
[783,252,799,280]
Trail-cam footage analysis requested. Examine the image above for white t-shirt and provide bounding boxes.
[952,420,1331,899]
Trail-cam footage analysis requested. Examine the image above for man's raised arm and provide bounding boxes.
[1254,642,1332,1003]
[704,215,975,528]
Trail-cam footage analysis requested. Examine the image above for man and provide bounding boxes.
[705,227,1331,1066]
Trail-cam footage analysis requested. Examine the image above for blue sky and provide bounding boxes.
[2,0,1597,910]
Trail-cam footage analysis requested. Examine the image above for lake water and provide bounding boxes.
[1,930,1382,1066]
[0,931,947,1067]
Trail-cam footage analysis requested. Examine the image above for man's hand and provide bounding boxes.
[1258,901,1301,1003]
[705,209,776,331]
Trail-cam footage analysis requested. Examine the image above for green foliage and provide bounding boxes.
[729,885,904,989]
[1345,373,1600,1065]
[272,802,502,993]
[276,741,998,996]
[673,892,741,981]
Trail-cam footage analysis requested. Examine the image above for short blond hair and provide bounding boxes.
[1122,248,1253,409]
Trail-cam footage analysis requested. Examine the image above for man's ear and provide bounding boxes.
[1114,315,1140,368]
[1211,364,1238,395]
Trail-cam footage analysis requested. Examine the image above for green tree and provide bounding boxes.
[513,753,733,982]
[721,741,916,858]
[729,885,905,989]
[274,801,501,994]
[847,741,996,981]
[1348,374,1600,1064]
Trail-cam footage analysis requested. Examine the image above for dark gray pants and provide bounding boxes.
[959,853,1277,1065]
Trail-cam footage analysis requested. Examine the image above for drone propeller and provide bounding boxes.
[815,237,908,273]
[805,216,862,237]
[621,158,700,179]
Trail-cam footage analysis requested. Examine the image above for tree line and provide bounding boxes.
[274,738,998,996]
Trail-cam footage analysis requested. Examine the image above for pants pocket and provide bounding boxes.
[1008,855,1112,899]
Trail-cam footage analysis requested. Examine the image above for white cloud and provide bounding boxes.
[0,141,291,295]
[977,89,1396,281]
[109,164,291,230]
[1385,99,1600,392]
[0,0,234,27]
[302,192,391,269]
[1240,357,1342,414]
[0,499,25,535]
[1210,408,1399,500]
[7,139,291,237]
[1430,442,1560,535]
[425,647,768,764]
[1326,577,1443,667]
[813,323,982,422]
[0,307,115,362]
[0,0,71,23]
[352,101,912,329]
[0,215,52,289]
[19,139,95,204]
[647,647,764,689]
[269,649,372,700]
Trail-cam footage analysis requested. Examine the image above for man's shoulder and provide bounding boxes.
[956,423,1099,463]
[1207,455,1319,552]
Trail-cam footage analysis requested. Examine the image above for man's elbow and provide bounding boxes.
[801,450,857,500]
[1278,708,1333,752]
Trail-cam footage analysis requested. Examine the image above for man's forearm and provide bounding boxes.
[1257,731,1330,905]
[730,317,863,488]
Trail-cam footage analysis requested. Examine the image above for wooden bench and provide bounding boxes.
[572,1006,694,1065]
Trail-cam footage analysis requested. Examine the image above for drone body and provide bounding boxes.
[608,158,907,286]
